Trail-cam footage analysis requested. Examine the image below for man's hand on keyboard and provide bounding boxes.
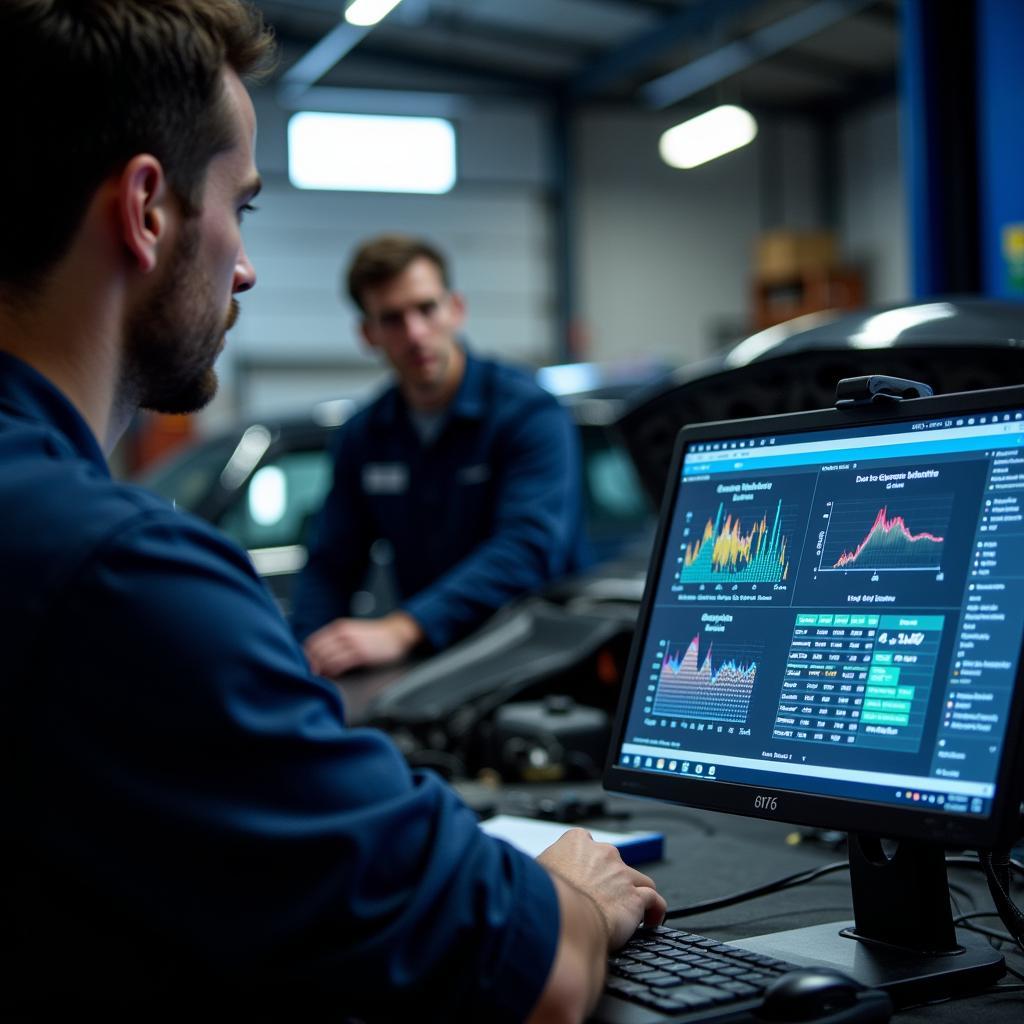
[527,830,667,1023]
[538,828,667,949]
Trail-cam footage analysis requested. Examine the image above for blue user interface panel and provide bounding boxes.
[616,407,1024,820]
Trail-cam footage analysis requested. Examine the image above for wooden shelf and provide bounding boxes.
[752,267,865,330]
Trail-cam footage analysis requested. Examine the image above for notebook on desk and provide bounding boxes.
[480,814,664,866]
[591,383,1024,1022]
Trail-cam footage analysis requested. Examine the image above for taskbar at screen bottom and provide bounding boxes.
[616,743,994,819]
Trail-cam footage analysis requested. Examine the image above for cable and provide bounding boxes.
[954,908,1017,945]
[1003,962,1024,985]
[955,910,1009,927]
[978,847,1024,954]
[949,853,1024,877]
[954,896,1024,963]
[949,881,975,906]
[664,859,849,919]
[960,921,1016,943]
[663,853,1022,921]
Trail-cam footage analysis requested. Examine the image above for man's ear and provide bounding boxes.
[118,155,173,275]
[449,290,467,329]
[360,318,380,351]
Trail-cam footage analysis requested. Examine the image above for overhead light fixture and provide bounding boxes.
[288,111,456,194]
[345,0,405,27]
[659,104,758,170]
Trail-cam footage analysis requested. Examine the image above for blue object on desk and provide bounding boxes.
[480,814,665,866]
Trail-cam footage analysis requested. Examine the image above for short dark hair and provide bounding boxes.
[0,0,275,293]
[346,234,452,313]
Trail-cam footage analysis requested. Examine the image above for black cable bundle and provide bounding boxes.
[979,845,1024,953]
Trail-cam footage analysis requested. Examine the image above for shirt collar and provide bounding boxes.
[382,341,485,424]
[446,344,485,421]
[0,351,108,472]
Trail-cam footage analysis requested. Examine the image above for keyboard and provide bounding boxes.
[599,924,798,1020]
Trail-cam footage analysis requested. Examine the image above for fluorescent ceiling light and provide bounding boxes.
[345,0,404,27]
[659,104,758,170]
[288,111,456,194]
[535,363,602,397]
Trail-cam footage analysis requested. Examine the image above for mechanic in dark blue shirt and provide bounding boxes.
[0,2,662,1016]
[291,235,591,677]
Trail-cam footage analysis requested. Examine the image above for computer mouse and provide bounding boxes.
[757,968,892,1022]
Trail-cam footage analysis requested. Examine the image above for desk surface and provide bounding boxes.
[459,781,1023,1023]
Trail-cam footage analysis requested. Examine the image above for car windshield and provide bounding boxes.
[137,436,240,512]
[219,448,333,551]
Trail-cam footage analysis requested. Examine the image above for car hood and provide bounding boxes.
[617,296,1024,504]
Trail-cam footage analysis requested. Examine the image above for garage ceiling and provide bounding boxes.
[253,0,900,116]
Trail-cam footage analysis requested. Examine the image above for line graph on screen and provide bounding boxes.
[817,496,952,573]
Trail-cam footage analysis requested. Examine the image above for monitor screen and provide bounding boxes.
[606,385,1024,850]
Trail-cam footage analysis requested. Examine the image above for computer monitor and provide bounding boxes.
[605,383,1024,1005]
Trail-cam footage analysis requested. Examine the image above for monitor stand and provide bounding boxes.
[729,834,1006,1007]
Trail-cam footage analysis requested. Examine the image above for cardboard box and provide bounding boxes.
[755,229,838,282]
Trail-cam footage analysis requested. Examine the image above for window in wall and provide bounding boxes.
[288,111,457,194]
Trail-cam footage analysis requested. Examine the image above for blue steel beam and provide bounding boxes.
[349,45,553,95]
[281,20,373,89]
[978,0,1024,299]
[902,0,980,296]
[642,0,875,109]
[569,0,762,99]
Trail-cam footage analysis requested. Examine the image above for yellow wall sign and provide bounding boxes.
[1003,223,1024,293]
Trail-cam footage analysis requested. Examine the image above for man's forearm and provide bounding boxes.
[381,609,425,651]
[528,829,667,1022]
[302,610,426,677]
[527,874,608,1024]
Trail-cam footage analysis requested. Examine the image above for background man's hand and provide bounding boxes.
[303,611,424,677]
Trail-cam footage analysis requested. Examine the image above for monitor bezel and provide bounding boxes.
[605,384,1024,850]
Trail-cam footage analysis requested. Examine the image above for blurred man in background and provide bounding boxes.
[292,234,591,676]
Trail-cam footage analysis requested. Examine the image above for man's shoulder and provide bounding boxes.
[335,382,401,437]
[473,353,560,412]
[1,419,179,528]
[0,418,250,602]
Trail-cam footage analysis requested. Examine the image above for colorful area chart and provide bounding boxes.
[652,635,758,723]
[680,501,790,584]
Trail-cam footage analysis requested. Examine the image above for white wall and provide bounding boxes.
[574,108,757,364]
[839,99,909,303]
[773,119,823,231]
[205,84,908,428]
[209,86,557,425]
[574,100,908,367]
[573,109,826,364]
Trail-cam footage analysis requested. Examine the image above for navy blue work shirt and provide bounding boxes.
[0,352,558,1014]
[291,346,591,647]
